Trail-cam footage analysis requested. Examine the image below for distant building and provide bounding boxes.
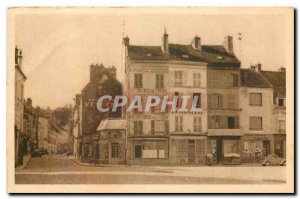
[15,46,26,167]
[38,109,51,149]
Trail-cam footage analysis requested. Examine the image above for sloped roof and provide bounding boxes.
[97,118,126,131]
[240,69,272,88]
[261,70,286,97]
[127,44,240,67]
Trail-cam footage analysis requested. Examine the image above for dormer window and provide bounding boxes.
[146,53,152,57]
[278,98,284,106]
[217,56,223,60]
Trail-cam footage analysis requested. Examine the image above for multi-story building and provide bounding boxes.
[239,67,273,163]
[123,31,241,165]
[38,109,51,149]
[72,94,82,159]
[77,64,122,162]
[15,46,26,166]
[23,98,39,153]
[261,67,286,158]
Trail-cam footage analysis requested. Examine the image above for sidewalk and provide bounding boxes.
[69,156,128,168]
[16,154,31,169]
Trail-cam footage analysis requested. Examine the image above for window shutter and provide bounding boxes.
[151,120,155,135]
[134,121,138,135]
[170,71,175,87]
[219,94,224,109]
[161,74,164,88]
[165,120,169,134]
[183,71,188,86]
[155,74,159,88]
[139,121,143,135]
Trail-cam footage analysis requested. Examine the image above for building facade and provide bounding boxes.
[239,68,273,163]
[15,46,26,167]
[123,32,241,165]
[76,64,122,162]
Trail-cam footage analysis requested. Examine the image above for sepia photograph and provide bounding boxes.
[7,7,294,193]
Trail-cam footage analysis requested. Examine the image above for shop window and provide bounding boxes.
[250,117,263,131]
[134,145,142,158]
[134,73,143,88]
[249,93,262,106]
[223,140,239,155]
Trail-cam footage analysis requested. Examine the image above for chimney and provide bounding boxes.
[26,98,32,106]
[256,63,262,72]
[123,36,130,46]
[223,35,234,53]
[192,35,201,50]
[250,64,256,71]
[161,29,169,53]
[15,46,19,66]
[18,50,23,68]
[279,67,286,72]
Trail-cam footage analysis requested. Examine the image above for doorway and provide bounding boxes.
[110,143,119,164]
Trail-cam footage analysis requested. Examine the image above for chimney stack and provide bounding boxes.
[256,63,262,72]
[18,50,23,68]
[192,35,201,50]
[15,46,19,66]
[26,98,32,106]
[279,67,286,72]
[223,35,234,53]
[161,28,169,53]
[123,36,130,46]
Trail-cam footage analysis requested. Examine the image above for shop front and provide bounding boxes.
[128,137,169,165]
[273,134,286,158]
[241,134,273,163]
[169,135,207,165]
[207,136,242,165]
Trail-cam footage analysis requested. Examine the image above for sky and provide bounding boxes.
[15,12,287,109]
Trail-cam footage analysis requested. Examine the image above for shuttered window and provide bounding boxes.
[134,73,143,88]
[249,93,262,106]
[175,116,183,132]
[133,121,143,135]
[193,73,201,87]
[193,117,202,132]
[250,117,263,130]
[174,71,183,86]
[155,74,164,88]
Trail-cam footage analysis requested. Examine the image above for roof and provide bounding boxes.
[127,44,241,67]
[240,69,273,88]
[97,118,126,131]
[261,70,286,97]
[15,65,27,79]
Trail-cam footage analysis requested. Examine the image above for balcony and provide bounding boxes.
[207,129,242,137]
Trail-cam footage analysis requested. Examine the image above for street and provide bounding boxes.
[15,154,286,184]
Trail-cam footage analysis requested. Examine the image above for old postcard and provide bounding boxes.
[7,7,294,193]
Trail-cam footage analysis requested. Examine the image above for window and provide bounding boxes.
[250,117,263,130]
[155,74,164,88]
[232,74,239,87]
[151,120,166,134]
[134,73,143,88]
[133,121,143,135]
[193,117,202,132]
[193,73,201,87]
[175,116,183,132]
[111,143,119,158]
[175,92,180,108]
[227,117,235,129]
[97,84,103,96]
[193,93,201,108]
[174,71,183,86]
[278,98,284,106]
[278,120,286,133]
[249,93,262,106]
[223,140,240,155]
[134,145,142,158]
[209,94,223,109]
[227,94,236,109]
